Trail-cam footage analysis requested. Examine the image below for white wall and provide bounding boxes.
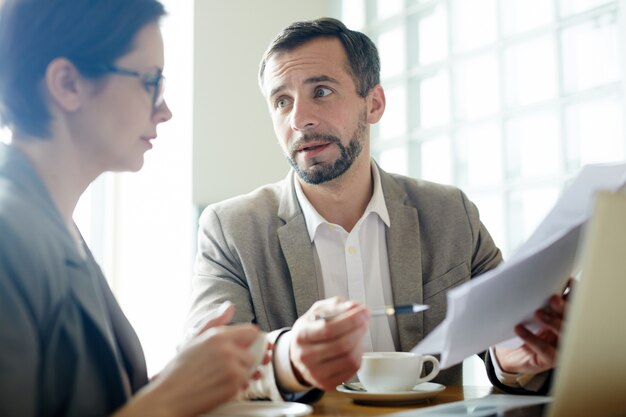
[193,0,333,205]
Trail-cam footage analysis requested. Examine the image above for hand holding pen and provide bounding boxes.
[289,298,370,391]
[315,303,429,321]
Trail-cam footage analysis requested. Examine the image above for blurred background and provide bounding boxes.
[2,0,624,384]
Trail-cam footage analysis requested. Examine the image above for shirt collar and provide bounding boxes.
[294,161,391,242]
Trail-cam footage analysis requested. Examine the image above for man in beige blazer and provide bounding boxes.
[188,18,567,401]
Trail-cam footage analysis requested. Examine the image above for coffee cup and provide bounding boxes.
[356,352,440,392]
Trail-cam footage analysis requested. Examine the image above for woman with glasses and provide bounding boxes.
[0,0,261,416]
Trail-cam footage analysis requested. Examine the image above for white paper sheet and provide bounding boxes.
[412,162,626,368]
[385,395,552,417]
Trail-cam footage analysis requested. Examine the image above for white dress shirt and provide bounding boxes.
[295,163,398,352]
[272,163,400,392]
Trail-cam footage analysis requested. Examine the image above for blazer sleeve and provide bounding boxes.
[186,206,256,338]
[484,350,554,395]
[460,190,503,277]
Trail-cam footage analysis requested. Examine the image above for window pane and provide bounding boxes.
[379,86,407,140]
[565,96,625,166]
[559,0,614,18]
[420,70,450,129]
[501,0,554,36]
[377,0,404,20]
[508,186,560,251]
[0,127,11,144]
[420,136,452,184]
[378,27,406,79]
[506,111,561,179]
[452,0,497,52]
[454,53,500,121]
[341,0,367,29]
[408,3,448,67]
[504,35,557,108]
[456,122,503,187]
[379,147,409,175]
[561,14,620,93]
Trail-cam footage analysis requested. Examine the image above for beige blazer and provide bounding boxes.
[189,164,502,386]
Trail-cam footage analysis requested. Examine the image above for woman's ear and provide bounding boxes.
[44,58,86,112]
[366,84,386,124]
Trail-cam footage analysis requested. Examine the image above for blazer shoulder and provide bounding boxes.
[0,181,72,326]
[387,173,467,206]
[0,179,49,248]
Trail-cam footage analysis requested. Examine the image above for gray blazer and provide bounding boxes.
[189,165,502,386]
[0,145,148,417]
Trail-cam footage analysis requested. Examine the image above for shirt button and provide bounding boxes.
[347,246,357,255]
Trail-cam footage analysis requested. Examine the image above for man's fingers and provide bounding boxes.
[298,322,367,366]
[313,360,362,391]
[298,306,369,344]
[515,325,557,364]
[291,313,368,388]
[535,308,563,335]
[299,348,363,390]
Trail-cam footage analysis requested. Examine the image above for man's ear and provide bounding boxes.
[366,84,386,124]
[44,58,86,113]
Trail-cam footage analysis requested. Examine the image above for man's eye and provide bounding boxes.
[314,87,332,98]
[275,97,290,109]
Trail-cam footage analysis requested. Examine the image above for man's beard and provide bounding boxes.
[286,111,367,185]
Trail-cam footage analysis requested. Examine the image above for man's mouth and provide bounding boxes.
[298,143,330,152]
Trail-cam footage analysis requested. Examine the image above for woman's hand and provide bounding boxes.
[116,302,260,417]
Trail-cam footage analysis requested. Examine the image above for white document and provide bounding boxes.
[386,395,552,417]
[412,162,626,368]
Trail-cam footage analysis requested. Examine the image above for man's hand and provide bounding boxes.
[495,279,573,375]
[288,297,370,391]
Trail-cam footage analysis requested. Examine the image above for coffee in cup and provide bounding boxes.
[356,352,440,392]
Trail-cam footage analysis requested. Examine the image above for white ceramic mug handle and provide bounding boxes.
[415,355,440,384]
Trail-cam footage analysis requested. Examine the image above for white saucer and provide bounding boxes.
[336,382,446,405]
[204,400,313,416]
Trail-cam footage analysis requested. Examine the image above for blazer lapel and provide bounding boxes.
[277,171,320,318]
[380,168,425,352]
[66,248,134,400]
[65,250,123,356]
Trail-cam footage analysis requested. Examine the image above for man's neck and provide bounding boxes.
[299,157,373,232]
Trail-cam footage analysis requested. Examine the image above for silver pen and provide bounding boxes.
[315,303,429,320]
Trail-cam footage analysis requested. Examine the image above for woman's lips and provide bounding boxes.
[140,136,155,148]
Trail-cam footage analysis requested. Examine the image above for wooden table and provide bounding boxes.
[309,385,495,416]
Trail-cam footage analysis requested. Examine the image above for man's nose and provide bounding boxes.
[290,98,319,131]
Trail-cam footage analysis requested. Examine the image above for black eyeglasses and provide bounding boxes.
[101,65,165,110]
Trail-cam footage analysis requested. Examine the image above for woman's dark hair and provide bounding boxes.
[0,0,166,138]
[259,17,380,98]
